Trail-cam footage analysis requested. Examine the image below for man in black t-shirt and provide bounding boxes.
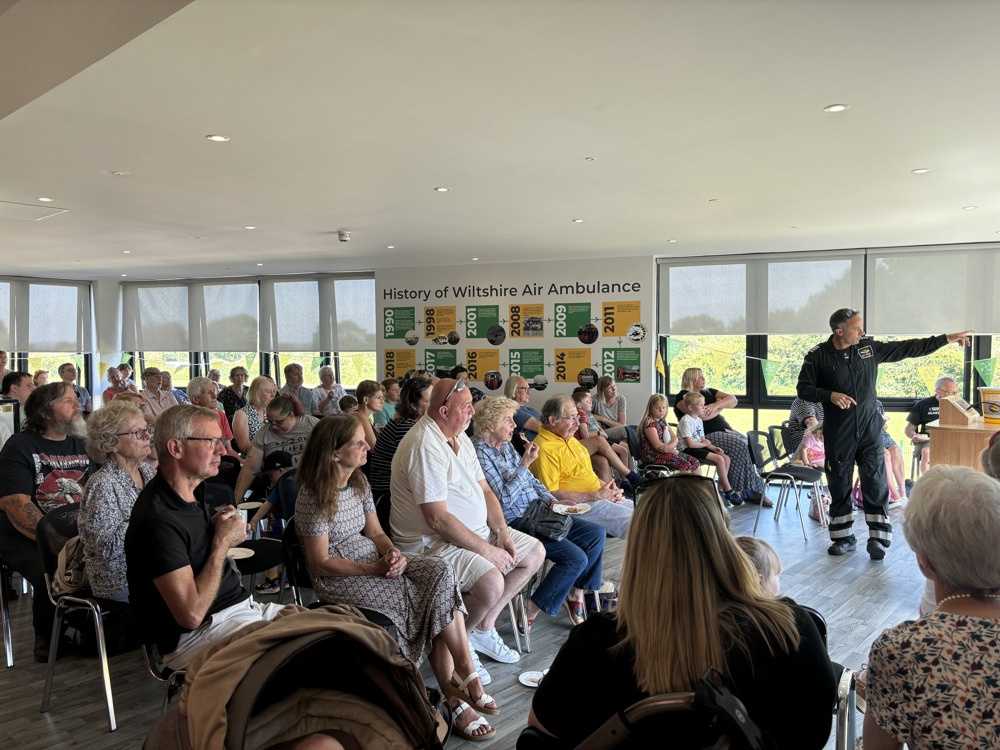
[0,382,91,661]
[905,377,958,475]
[125,404,288,669]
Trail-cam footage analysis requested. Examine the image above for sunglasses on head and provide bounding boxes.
[443,379,467,404]
[632,471,720,496]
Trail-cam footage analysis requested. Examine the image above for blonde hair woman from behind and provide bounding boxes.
[525,474,836,749]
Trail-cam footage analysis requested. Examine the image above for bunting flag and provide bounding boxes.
[665,338,686,365]
[974,358,996,386]
[760,359,782,390]
[115,351,129,366]
[244,352,257,371]
[917,365,939,395]
[654,350,665,377]
[98,360,108,377]
[711,349,733,378]
[310,356,323,376]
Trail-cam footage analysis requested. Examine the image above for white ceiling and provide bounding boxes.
[2,0,1000,282]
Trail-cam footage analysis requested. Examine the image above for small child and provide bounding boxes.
[338,394,358,413]
[677,392,739,506]
[246,450,299,595]
[735,536,782,596]
[797,423,825,468]
[638,394,701,473]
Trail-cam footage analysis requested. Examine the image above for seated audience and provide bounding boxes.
[905,376,958,474]
[112,392,158,468]
[207,368,223,393]
[528,395,634,539]
[525,474,836,749]
[102,366,129,404]
[58,362,92,416]
[233,375,277,454]
[33,369,49,387]
[187,376,242,464]
[0,349,8,381]
[592,375,628,443]
[354,379,384,448]
[572,390,637,483]
[473,397,605,629]
[676,393,740,506]
[246,450,299,595]
[338,394,358,413]
[390,379,545,682]
[278,362,313,412]
[124,404,281,670]
[296,416,499,741]
[218,366,249,422]
[373,377,400,429]
[875,400,907,503]
[675,367,767,505]
[117,363,139,393]
[0,383,92,661]
[368,378,432,533]
[233,394,319,501]
[506,376,542,447]
[735,536,782,596]
[795,422,826,468]
[2,370,34,426]
[865,465,1000,750]
[637,393,700,473]
[140,367,178,424]
[311,365,346,417]
[79,401,155,602]
[160,371,190,403]
[788,397,824,454]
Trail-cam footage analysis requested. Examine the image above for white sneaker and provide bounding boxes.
[468,643,492,685]
[469,627,520,664]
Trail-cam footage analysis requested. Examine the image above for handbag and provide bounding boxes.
[516,498,573,542]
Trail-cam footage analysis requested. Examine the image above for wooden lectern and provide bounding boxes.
[927,396,996,472]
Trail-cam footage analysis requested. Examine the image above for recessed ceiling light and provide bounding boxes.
[120,274,127,277]
[37,197,53,202]
[206,134,230,142]
[243,226,257,230]
[667,239,678,243]
[708,198,719,202]
[110,171,129,177]
[964,205,978,210]
[386,245,395,249]
[823,103,850,113]
[911,168,931,174]
[122,250,131,254]
[572,218,585,223]
[471,257,479,261]
[584,156,596,161]
[256,263,264,266]
[434,186,449,192]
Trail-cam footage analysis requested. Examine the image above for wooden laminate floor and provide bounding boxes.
[0,492,916,749]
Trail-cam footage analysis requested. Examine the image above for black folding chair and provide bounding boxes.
[746,430,823,540]
[36,505,118,732]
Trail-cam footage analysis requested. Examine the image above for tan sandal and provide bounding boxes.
[444,672,500,716]
[451,701,496,742]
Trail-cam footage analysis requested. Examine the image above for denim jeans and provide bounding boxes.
[512,516,605,617]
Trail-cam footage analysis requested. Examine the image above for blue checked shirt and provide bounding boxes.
[473,436,555,523]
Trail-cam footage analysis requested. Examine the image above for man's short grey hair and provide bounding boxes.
[541,394,573,426]
[187,376,214,399]
[906,465,1000,594]
[828,307,859,332]
[154,404,219,458]
[935,376,958,391]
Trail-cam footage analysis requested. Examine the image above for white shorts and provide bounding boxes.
[163,597,288,670]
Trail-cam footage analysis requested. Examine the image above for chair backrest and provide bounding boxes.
[200,481,235,515]
[746,430,778,472]
[768,424,789,462]
[281,517,312,606]
[624,424,640,463]
[36,504,81,578]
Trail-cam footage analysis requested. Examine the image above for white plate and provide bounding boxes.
[518,670,546,688]
[552,503,591,516]
[227,547,255,560]
[237,501,263,511]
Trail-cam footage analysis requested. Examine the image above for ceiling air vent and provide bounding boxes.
[0,201,68,221]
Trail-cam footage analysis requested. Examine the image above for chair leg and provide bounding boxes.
[0,574,12,668]
[752,484,768,535]
[40,608,64,713]
[276,568,287,605]
[91,609,117,732]
[506,600,522,654]
[835,668,857,750]
[791,483,809,541]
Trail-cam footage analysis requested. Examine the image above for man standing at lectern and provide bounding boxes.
[797,308,972,560]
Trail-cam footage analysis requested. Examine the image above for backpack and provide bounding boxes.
[51,534,89,596]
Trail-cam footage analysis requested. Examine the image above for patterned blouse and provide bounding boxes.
[78,460,156,599]
[239,403,264,444]
[868,611,1000,749]
[219,385,248,422]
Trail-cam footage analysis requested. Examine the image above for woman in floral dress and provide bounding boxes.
[296,416,500,741]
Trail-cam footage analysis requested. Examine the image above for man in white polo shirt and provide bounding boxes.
[391,378,544,682]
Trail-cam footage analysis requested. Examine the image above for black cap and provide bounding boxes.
[258,450,294,474]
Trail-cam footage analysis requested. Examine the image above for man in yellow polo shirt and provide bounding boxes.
[529,395,634,538]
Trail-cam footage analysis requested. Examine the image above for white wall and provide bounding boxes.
[376,257,657,416]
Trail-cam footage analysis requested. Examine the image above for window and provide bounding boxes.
[273,352,325,389]
[667,335,747,396]
[872,335,965,400]
[337,352,377,389]
[763,334,824,396]
[141,351,192,387]
[27,353,83,387]
[209,352,259,381]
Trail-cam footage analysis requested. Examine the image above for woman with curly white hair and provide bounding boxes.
[864,464,1000,750]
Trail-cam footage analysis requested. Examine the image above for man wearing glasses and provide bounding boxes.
[0,382,92,661]
[905,377,959,475]
[125,404,286,669]
[391,378,545,683]
[797,308,972,560]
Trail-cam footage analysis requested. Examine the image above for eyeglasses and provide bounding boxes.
[514,386,531,393]
[116,427,150,440]
[557,413,580,422]
[443,379,467,404]
[181,436,227,449]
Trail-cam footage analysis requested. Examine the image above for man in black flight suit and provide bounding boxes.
[797,308,972,560]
